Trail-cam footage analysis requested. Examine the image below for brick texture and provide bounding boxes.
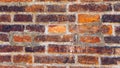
[0,0,119,67]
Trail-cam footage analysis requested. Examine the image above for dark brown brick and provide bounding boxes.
[69,4,112,12]
[47,66,66,68]
[26,25,45,32]
[25,46,45,52]
[0,25,24,32]
[0,34,9,42]
[13,54,32,64]
[0,6,25,12]
[115,26,120,36]
[101,57,120,65]
[14,14,32,22]
[0,55,11,62]
[104,36,120,43]
[36,15,57,22]
[36,15,75,22]
[102,15,120,22]
[0,15,11,22]
[47,5,66,12]
[34,55,75,63]
[0,46,23,52]
[78,56,99,64]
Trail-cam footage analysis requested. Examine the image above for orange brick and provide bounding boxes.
[78,56,99,64]
[78,14,100,23]
[13,54,32,64]
[48,25,66,34]
[25,5,45,12]
[80,36,100,43]
[101,25,112,35]
[13,35,32,42]
[0,0,32,2]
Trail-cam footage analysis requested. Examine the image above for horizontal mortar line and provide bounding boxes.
[1,12,120,14]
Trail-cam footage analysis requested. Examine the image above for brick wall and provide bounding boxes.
[0,0,120,68]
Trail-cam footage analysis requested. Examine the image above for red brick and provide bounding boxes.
[86,46,114,55]
[0,46,23,52]
[25,5,45,12]
[34,34,73,42]
[78,56,99,64]
[0,65,24,68]
[0,55,11,62]
[0,15,11,22]
[78,14,100,23]
[0,0,32,2]
[80,36,101,43]
[69,4,112,12]
[47,66,66,68]
[13,54,32,64]
[34,55,75,63]
[26,65,44,68]
[48,44,84,53]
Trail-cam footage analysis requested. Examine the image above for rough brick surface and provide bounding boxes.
[0,0,119,67]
